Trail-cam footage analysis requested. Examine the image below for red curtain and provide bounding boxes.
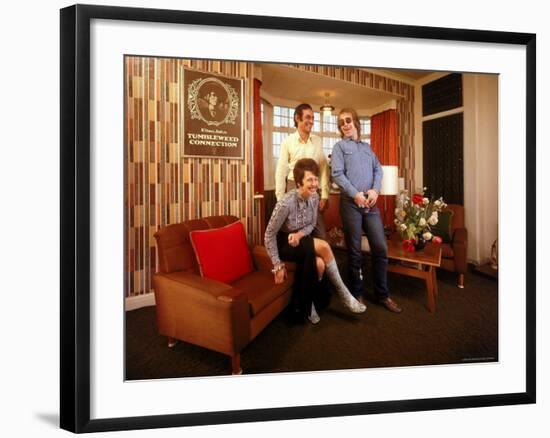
[370,109,398,228]
[253,79,265,240]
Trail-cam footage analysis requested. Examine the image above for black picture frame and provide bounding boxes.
[60,4,536,433]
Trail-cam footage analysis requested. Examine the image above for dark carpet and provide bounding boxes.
[125,257,498,380]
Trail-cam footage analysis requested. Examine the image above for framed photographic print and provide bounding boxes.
[60,4,536,433]
[182,68,245,159]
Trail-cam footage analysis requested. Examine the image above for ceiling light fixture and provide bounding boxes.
[320,92,335,117]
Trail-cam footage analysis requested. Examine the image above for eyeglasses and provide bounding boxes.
[338,117,353,126]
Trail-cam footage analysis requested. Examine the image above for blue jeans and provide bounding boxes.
[340,197,389,300]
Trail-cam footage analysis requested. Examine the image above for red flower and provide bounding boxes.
[402,239,416,252]
[412,193,423,205]
[432,236,443,244]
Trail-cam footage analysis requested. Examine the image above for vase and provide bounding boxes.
[414,237,426,251]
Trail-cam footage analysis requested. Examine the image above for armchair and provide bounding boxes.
[324,195,468,288]
[438,204,468,288]
[153,215,294,374]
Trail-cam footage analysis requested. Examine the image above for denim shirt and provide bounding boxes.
[264,190,319,267]
[331,138,383,199]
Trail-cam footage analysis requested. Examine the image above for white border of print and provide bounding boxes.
[90,18,525,420]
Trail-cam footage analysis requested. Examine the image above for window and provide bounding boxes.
[273,106,294,129]
[263,103,374,192]
[272,131,290,159]
[272,106,349,160]
[261,100,276,190]
[271,106,372,162]
[360,118,371,141]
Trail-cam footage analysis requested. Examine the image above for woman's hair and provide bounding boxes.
[293,158,319,186]
[337,107,362,139]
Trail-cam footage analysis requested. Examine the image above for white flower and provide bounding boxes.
[394,218,400,225]
[419,218,427,227]
[434,200,441,207]
[428,214,438,226]
[423,231,433,241]
[422,198,429,205]
[400,224,407,231]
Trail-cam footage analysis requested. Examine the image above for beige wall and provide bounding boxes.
[414,73,499,264]
[464,74,499,264]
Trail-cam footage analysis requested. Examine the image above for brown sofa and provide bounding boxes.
[153,215,294,374]
[438,204,468,288]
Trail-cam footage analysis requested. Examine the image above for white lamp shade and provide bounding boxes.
[380,165,399,195]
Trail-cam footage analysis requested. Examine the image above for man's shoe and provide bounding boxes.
[380,297,402,313]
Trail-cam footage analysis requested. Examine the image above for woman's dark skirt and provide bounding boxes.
[276,232,331,321]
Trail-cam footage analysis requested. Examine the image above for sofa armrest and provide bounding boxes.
[153,272,250,355]
[251,245,297,273]
[452,227,467,244]
[217,287,246,302]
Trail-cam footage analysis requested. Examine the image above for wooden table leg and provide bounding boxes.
[425,266,436,314]
[387,259,440,314]
[231,354,243,375]
[432,267,439,298]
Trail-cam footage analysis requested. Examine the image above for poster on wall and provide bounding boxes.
[183,68,244,159]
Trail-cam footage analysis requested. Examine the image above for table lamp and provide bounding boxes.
[380,165,399,234]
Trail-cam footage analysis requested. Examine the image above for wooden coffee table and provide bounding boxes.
[386,239,442,313]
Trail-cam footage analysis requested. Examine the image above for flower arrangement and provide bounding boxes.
[394,188,447,252]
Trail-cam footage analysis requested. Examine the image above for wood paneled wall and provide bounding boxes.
[125,58,415,298]
[125,57,255,297]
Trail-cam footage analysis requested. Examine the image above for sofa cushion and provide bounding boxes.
[154,216,239,274]
[190,220,253,284]
[162,270,235,298]
[231,271,292,316]
[431,210,454,243]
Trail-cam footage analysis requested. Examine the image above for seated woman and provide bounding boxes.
[264,158,366,324]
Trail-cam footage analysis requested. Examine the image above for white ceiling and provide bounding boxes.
[382,68,434,81]
[259,64,402,111]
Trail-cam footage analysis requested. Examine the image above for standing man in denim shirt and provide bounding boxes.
[331,108,402,313]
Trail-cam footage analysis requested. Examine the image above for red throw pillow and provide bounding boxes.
[190,221,253,284]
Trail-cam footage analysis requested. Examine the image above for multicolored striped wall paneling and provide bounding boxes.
[125,57,256,297]
[125,57,415,298]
